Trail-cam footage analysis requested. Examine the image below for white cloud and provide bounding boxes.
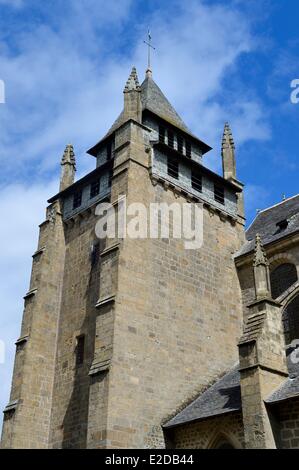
[141,0,270,171]
[0,0,270,179]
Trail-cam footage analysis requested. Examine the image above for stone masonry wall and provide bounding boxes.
[103,123,245,448]
[1,202,65,448]
[275,398,299,448]
[48,211,104,448]
[170,413,244,448]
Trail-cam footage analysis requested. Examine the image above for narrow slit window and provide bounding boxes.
[168,130,174,149]
[167,157,179,179]
[76,335,85,366]
[90,242,100,266]
[214,183,225,205]
[73,190,82,209]
[191,171,202,192]
[107,141,112,160]
[177,135,184,154]
[159,125,165,144]
[90,179,100,199]
[186,141,192,158]
[108,169,113,188]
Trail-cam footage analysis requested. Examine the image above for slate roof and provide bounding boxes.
[235,195,299,258]
[164,352,299,428]
[266,376,299,404]
[104,75,190,141]
[163,366,241,429]
[266,348,299,404]
[140,75,190,133]
[88,72,211,156]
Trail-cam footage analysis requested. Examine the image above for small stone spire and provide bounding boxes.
[253,234,271,300]
[60,144,76,191]
[123,67,142,123]
[123,67,140,92]
[253,234,269,267]
[221,122,236,180]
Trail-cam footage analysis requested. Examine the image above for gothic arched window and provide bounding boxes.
[270,263,298,299]
[282,295,299,345]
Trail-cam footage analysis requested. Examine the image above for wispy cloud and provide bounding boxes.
[0,0,270,181]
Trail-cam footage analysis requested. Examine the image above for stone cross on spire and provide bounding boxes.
[253,233,271,300]
[60,144,76,191]
[221,122,236,181]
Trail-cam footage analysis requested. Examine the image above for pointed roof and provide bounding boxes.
[88,68,212,156]
[140,74,189,133]
[103,73,189,138]
[61,144,76,168]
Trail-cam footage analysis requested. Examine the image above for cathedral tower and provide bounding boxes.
[2,67,245,448]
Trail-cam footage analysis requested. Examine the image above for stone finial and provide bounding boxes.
[145,68,152,79]
[123,67,142,123]
[61,144,76,168]
[253,233,271,300]
[221,122,236,180]
[60,144,76,191]
[222,122,235,149]
[253,233,269,267]
[124,67,140,93]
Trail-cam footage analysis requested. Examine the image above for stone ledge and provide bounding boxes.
[100,243,120,257]
[32,246,46,258]
[89,359,111,376]
[63,190,111,223]
[23,288,37,300]
[3,399,19,414]
[150,172,238,223]
[95,295,116,308]
[246,296,281,309]
[15,335,29,346]
[238,363,289,377]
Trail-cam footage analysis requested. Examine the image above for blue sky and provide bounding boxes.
[0,0,299,421]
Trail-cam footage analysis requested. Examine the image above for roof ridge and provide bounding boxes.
[258,194,299,216]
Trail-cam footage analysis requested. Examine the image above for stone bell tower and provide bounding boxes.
[2,66,245,449]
